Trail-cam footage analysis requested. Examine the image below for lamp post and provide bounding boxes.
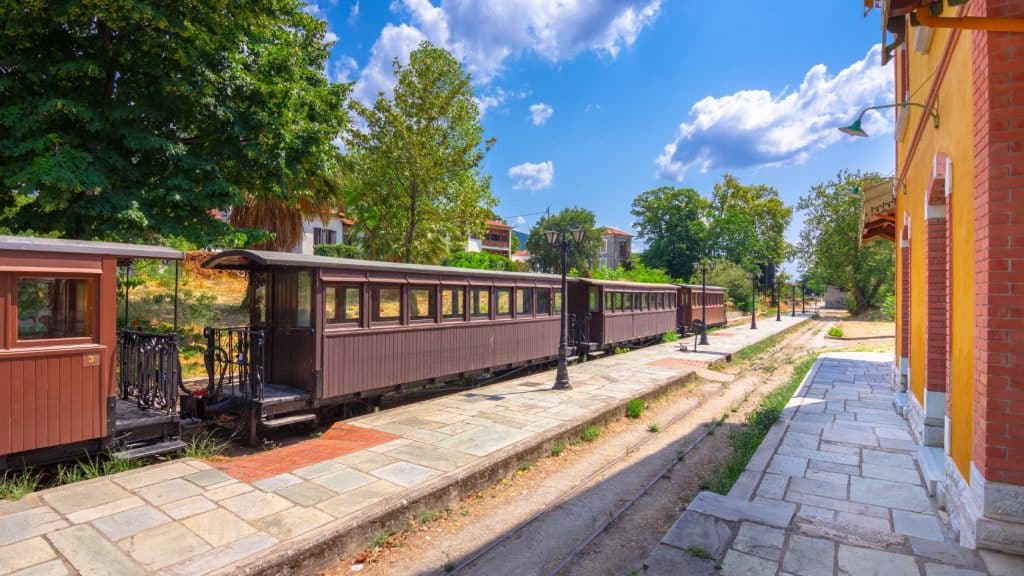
[791,282,796,317]
[699,259,716,346]
[775,269,782,322]
[546,228,585,390]
[801,285,806,314]
[750,272,758,330]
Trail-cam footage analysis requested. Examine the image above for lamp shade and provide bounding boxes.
[544,230,560,246]
[569,228,585,244]
[708,260,716,271]
[838,117,868,138]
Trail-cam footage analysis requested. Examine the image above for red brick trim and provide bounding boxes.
[925,154,949,395]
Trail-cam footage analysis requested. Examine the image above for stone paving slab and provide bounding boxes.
[644,353,1024,575]
[0,315,810,575]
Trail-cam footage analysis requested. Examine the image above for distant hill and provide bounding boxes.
[513,230,528,248]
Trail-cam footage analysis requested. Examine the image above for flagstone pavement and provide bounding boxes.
[0,316,808,575]
[644,353,1024,576]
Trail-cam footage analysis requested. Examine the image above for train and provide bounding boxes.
[0,237,726,468]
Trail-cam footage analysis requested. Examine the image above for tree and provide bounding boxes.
[797,170,895,311]
[525,208,603,274]
[0,0,348,246]
[591,262,674,283]
[710,174,792,266]
[691,259,753,311]
[343,42,496,264]
[630,186,709,280]
[443,250,517,271]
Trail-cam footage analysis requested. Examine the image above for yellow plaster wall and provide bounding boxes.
[896,13,975,479]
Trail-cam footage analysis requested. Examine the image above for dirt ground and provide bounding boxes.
[319,317,882,576]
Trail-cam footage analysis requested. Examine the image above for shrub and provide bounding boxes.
[879,293,895,321]
[580,424,601,442]
[550,441,566,457]
[625,399,645,419]
[443,250,516,271]
[660,331,679,343]
[613,346,630,355]
[827,326,844,338]
[314,243,365,259]
[0,470,41,500]
[648,423,661,433]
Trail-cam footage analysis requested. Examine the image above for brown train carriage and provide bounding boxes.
[201,250,564,442]
[675,284,727,333]
[567,278,679,353]
[0,236,184,469]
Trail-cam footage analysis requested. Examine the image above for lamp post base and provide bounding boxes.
[553,349,572,390]
[699,330,709,346]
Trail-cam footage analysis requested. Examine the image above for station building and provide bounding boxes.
[857,0,1024,553]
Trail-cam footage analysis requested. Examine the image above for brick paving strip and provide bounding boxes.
[0,316,810,576]
[643,353,1024,576]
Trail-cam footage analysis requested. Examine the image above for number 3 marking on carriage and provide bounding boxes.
[83,353,100,367]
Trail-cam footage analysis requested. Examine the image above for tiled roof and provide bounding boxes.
[486,219,512,229]
[602,227,632,237]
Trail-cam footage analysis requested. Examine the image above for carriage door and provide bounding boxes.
[268,269,316,392]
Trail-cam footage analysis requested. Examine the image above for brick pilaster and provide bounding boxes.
[925,156,949,395]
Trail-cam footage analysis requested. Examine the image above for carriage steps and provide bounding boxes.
[261,412,318,430]
[111,438,187,461]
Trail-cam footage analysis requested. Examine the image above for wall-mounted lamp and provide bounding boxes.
[839,102,939,138]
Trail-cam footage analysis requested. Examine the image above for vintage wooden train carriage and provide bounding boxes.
[675,284,727,333]
[201,250,564,442]
[0,236,184,469]
[567,278,679,353]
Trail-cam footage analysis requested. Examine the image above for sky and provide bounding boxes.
[311,0,896,253]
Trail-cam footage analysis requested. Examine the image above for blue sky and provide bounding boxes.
[311,1,896,252]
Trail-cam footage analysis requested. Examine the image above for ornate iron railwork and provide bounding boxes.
[203,326,266,401]
[117,331,181,412]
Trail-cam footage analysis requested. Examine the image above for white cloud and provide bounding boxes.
[656,44,895,181]
[348,1,360,24]
[513,216,526,226]
[508,161,554,191]
[584,103,601,113]
[529,103,554,126]
[330,55,359,83]
[350,1,661,103]
[324,31,339,44]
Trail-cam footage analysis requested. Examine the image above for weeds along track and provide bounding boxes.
[454,318,821,576]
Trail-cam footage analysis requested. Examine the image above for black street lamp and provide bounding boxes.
[775,270,782,322]
[791,282,797,317]
[801,284,807,314]
[699,259,715,346]
[546,228,585,390]
[750,272,758,330]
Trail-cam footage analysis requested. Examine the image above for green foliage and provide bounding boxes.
[183,431,231,459]
[827,326,844,338]
[591,262,674,284]
[626,399,645,419]
[709,175,793,268]
[684,546,712,560]
[419,509,442,523]
[0,0,348,246]
[613,346,630,355]
[370,531,390,549]
[314,243,365,260]
[694,260,755,310]
[706,355,818,494]
[344,42,495,264]
[444,250,517,271]
[647,423,661,433]
[797,170,895,311]
[525,207,604,273]
[580,424,601,442]
[879,293,896,321]
[660,331,679,343]
[0,470,41,500]
[550,441,567,457]
[630,186,709,279]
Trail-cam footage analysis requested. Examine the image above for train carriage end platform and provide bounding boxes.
[0,316,809,576]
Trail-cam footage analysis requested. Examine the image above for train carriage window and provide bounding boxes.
[614,292,622,310]
[16,277,94,341]
[296,271,312,328]
[589,288,599,312]
[623,292,632,311]
[495,288,512,317]
[517,287,534,316]
[409,287,436,321]
[325,285,362,325]
[372,286,402,322]
[441,287,465,320]
[536,288,551,315]
[605,291,613,311]
[553,290,562,313]
[634,293,642,310]
[471,287,490,318]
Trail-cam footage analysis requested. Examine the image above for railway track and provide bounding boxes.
[452,317,825,576]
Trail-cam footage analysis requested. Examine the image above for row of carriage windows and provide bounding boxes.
[602,291,677,313]
[325,285,565,326]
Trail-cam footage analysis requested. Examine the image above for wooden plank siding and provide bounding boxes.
[321,317,559,398]
[600,310,677,344]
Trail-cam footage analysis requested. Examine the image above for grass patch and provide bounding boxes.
[370,531,390,549]
[550,441,566,457]
[580,424,601,443]
[684,546,712,560]
[647,423,661,433]
[625,398,645,419]
[730,331,785,364]
[660,331,679,343]
[704,354,818,495]
[0,470,41,500]
[613,346,630,355]
[827,325,844,338]
[443,561,456,572]
[419,509,442,523]
[183,431,232,459]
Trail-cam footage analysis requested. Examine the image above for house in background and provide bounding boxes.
[823,284,848,309]
[511,249,531,264]
[598,228,632,269]
[466,220,513,258]
[297,212,354,255]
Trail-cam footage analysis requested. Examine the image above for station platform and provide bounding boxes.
[0,316,809,576]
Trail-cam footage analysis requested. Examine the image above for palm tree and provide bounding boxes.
[230,173,344,252]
